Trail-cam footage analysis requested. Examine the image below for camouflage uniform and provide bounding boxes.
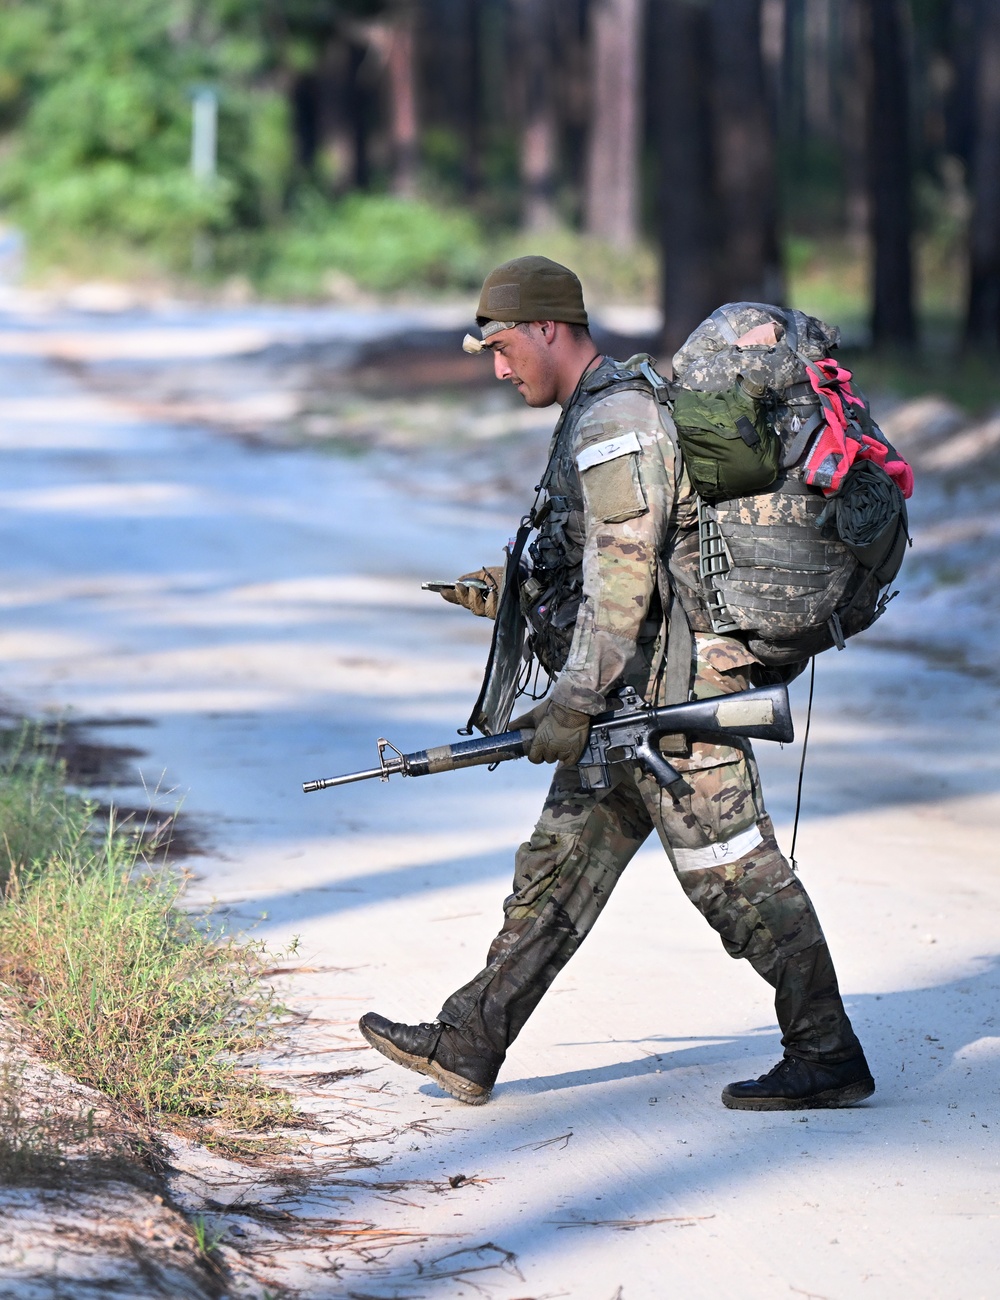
[438,359,860,1083]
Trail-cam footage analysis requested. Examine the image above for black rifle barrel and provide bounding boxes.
[301,683,792,793]
[302,730,532,791]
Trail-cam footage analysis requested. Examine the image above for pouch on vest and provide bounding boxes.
[671,384,781,501]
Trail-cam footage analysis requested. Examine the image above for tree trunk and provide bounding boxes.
[651,0,717,357]
[946,0,980,166]
[291,73,321,175]
[964,0,1000,351]
[709,0,783,304]
[514,0,558,230]
[386,4,419,198]
[460,0,482,199]
[841,0,871,253]
[584,0,643,246]
[312,38,365,196]
[867,0,915,348]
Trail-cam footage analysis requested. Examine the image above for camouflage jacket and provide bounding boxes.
[523,357,756,719]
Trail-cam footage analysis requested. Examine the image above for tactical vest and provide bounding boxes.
[465,356,706,736]
[520,357,663,674]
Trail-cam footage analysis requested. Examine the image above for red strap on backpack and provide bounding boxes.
[801,359,914,499]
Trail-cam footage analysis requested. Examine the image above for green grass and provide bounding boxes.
[0,726,85,894]
[191,1213,226,1260]
[0,725,292,1140]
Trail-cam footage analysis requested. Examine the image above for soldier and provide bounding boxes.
[359,256,874,1112]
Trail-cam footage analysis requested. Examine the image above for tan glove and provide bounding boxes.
[439,566,504,619]
[523,700,591,766]
[509,698,550,737]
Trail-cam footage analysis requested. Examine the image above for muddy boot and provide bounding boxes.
[358,1013,501,1106]
[721,1051,875,1111]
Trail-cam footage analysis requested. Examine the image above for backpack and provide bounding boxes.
[665,302,913,666]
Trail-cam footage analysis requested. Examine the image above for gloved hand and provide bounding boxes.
[439,566,504,619]
[509,698,550,737]
[519,699,591,766]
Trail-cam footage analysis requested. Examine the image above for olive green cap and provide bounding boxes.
[466,256,588,351]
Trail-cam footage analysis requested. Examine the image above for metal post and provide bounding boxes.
[191,88,218,183]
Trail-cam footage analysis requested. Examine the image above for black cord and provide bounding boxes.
[789,657,815,872]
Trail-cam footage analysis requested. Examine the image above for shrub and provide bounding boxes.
[0,729,290,1134]
[245,192,489,298]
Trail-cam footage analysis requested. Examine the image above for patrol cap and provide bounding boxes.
[462,255,589,353]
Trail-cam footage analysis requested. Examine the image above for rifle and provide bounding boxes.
[302,682,793,794]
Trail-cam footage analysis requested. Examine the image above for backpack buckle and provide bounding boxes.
[639,359,672,405]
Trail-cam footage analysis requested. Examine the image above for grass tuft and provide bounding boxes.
[191,1213,226,1259]
[0,724,84,894]
[0,725,292,1138]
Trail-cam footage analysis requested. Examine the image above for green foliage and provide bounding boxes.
[0,0,219,260]
[0,725,80,895]
[239,192,489,297]
[785,235,869,338]
[0,0,492,293]
[0,0,302,269]
[0,729,291,1136]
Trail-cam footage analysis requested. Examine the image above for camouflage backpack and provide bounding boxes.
[666,302,913,666]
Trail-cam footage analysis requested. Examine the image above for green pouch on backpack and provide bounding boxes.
[672,384,781,501]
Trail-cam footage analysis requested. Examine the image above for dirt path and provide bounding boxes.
[0,299,996,1299]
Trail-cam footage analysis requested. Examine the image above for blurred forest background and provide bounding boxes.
[1,0,999,366]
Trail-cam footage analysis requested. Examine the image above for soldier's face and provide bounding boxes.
[487,323,559,407]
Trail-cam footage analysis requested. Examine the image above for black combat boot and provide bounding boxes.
[722,1051,875,1111]
[358,1013,501,1105]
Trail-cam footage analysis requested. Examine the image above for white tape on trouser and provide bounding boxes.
[673,824,764,873]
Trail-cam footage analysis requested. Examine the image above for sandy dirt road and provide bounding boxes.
[0,301,996,1299]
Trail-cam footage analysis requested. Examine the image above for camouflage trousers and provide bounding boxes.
[438,745,860,1075]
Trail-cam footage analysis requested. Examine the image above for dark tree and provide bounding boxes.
[709,0,783,304]
[366,2,420,196]
[652,0,782,356]
[946,0,981,166]
[584,0,644,246]
[512,0,560,229]
[840,0,871,250]
[458,0,484,199]
[867,0,916,348]
[964,0,1000,351]
[651,0,718,356]
[417,0,485,199]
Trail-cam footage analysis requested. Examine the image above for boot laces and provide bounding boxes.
[758,1057,797,1083]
